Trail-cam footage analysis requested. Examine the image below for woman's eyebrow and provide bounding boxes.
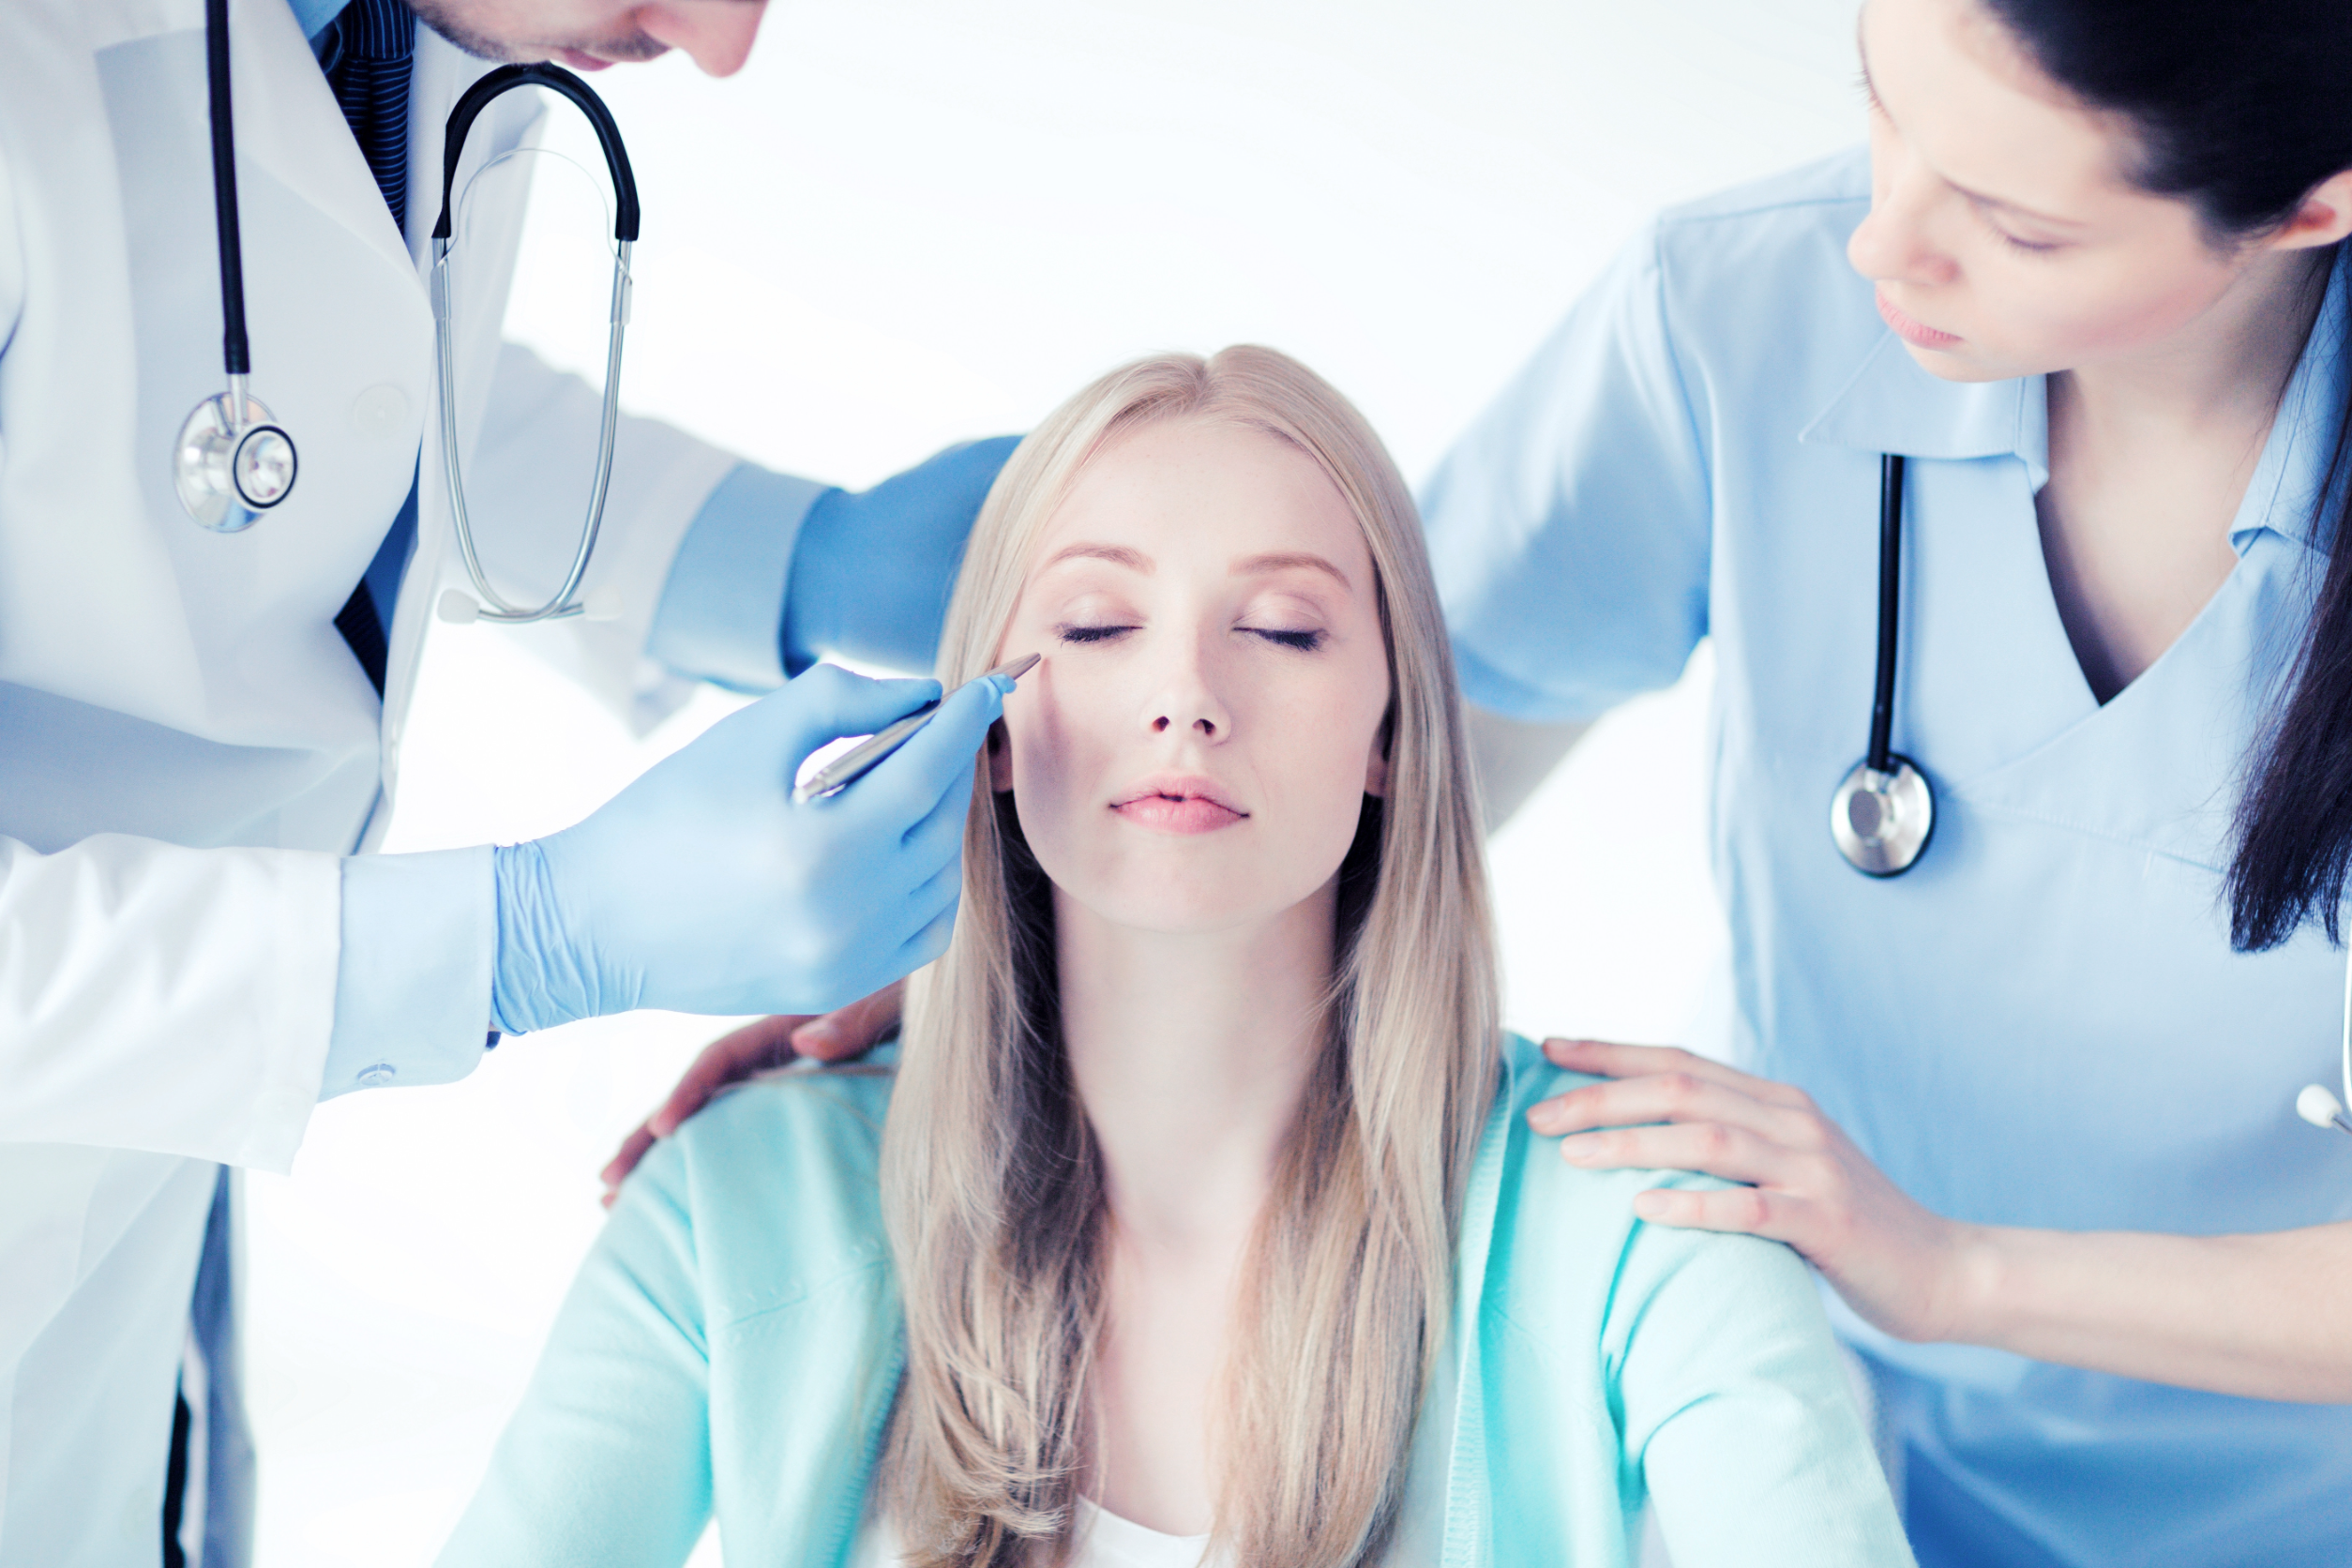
[1235,550,1350,588]
[1039,542,1153,573]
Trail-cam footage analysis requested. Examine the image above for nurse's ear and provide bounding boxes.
[988,718,1014,792]
[2263,168,2352,253]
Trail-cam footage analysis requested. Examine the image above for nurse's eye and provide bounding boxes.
[1055,622,1136,645]
[1979,209,2060,256]
[1246,627,1325,653]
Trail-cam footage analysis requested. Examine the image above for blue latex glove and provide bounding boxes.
[490,663,1013,1033]
[783,435,1022,677]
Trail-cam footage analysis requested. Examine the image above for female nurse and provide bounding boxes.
[1427,0,2352,1563]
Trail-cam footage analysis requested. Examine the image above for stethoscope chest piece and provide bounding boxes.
[173,384,297,533]
[1832,754,1934,876]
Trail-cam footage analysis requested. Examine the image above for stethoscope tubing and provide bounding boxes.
[205,0,250,380]
[1868,454,1906,775]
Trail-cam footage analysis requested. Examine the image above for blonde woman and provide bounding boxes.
[440,348,1910,1568]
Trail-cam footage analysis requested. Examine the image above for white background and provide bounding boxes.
[247,1,1863,1559]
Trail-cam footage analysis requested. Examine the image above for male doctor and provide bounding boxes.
[0,1,1009,1561]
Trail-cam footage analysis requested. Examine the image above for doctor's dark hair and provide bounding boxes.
[1981,0,2352,951]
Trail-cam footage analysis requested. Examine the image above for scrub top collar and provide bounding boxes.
[1795,240,2352,548]
[1798,327,2050,492]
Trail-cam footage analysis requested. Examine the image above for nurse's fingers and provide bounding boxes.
[1541,1037,1813,1109]
[1556,1120,1807,1188]
[1529,1063,1820,1150]
[1625,1183,1812,1245]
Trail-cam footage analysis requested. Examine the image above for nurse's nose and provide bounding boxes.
[1847,141,1957,289]
[640,1,768,78]
[1141,635,1233,742]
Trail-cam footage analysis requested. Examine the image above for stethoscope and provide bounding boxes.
[1838,453,2352,1139]
[1830,454,1937,877]
[177,0,636,626]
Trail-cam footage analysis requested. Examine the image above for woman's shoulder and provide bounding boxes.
[1485,1034,1817,1328]
[616,1057,898,1330]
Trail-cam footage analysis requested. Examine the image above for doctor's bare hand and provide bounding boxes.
[1531,1038,1978,1345]
[599,983,906,1205]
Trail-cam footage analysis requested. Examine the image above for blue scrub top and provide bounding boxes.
[1424,148,2352,1568]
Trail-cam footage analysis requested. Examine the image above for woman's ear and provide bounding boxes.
[1363,733,1389,799]
[988,718,1015,792]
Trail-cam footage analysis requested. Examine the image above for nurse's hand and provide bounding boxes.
[597,983,905,1206]
[1531,1037,1974,1344]
[490,664,1007,1035]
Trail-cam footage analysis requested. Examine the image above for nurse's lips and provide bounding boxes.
[1877,288,1962,350]
[1109,775,1247,835]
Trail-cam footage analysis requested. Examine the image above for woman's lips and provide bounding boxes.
[1110,776,1246,835]
[1877,288,1962,350]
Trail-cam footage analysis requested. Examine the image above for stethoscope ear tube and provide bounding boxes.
[431,64,640,244]
[431,65,636,625]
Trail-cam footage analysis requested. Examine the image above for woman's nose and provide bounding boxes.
[1142,639,1233,740]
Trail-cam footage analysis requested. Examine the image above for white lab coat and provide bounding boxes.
[0,1,740,1557]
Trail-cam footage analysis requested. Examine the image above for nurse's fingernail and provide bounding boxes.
[988,673,1018,697]
[1560,1137,1596,1164]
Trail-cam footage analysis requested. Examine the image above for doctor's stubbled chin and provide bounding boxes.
[407,0,768,78]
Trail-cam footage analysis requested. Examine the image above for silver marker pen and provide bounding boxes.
[792,653,1040,804]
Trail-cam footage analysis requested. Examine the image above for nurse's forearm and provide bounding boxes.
[1951,1221,2352,1403]
[1466,703,1591,832]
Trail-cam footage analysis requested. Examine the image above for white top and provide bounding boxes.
[846,1353,1455,1568]
[852,1500,1214,1568]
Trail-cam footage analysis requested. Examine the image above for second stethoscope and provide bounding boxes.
[1830,453,1937,876]
[1835,454,2352,1139]
[177,0,636,626]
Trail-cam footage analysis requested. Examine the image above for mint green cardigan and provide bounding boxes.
[440,1037,1912,1566]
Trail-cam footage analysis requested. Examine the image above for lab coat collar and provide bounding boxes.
[1797,326,2050,492]
[223,0,420,286]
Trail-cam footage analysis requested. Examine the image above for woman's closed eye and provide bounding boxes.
[1244,626,1325,652]
[1054,621,1137,645]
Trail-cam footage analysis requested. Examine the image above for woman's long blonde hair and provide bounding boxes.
[881,347,1500,1567]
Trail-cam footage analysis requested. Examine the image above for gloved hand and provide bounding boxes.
[490,662,1012,1033]
[783,435,1022,676]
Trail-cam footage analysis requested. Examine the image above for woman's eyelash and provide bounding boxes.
[1054,623,1134,644]
[1250,627,1324,652]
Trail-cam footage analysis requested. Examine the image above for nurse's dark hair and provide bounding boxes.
[1982,0,2352,950]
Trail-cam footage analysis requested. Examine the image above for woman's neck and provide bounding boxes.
[1057,883,1335,1249]
[1054,884,1338,1532]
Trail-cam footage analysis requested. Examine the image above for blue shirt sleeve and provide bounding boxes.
[1421,225,1714,723]
[645,462,829,692]
[323,846,499,1098]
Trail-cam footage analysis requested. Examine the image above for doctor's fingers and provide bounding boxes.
[850,675,1005,822]
[761,665,944,778]
[888,888,962,978]
[895,757,978,869]
[1530,1065,1828,1152]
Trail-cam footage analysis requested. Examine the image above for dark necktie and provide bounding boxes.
[320,0,419,697]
